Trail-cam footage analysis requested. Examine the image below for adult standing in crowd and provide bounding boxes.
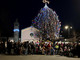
[7,40,12,55]
[31,42,35,54]
[76,43,80,57]
[5,41,7,54]
[0,41,1,54]
[24,41,29,55]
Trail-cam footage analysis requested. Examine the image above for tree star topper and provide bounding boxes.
[43,0,50,4]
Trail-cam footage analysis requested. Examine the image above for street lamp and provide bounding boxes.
[65,26,69,30]
[64,25,72,38]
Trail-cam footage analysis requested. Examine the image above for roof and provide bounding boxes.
[21,26,39,32]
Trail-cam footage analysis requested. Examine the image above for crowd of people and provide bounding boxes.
[0,40,80,58]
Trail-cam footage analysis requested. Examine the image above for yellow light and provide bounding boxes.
[70,27,72,29]
[65,26,69,29]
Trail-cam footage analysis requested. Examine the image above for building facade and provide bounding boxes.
[21,26,39,43]
[13,19,19,42]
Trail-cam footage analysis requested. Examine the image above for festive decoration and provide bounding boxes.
[32,0,61,40]
[43,0,50,4]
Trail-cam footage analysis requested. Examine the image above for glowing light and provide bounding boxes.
[65,26,69,30]
[14,29,19,32]
[70,27,72,29]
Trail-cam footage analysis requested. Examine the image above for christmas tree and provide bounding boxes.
[32,0,61,40]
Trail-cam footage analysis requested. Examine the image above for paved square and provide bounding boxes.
[0,55,80,60]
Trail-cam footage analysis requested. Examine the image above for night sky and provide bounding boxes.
[0,0,80,37]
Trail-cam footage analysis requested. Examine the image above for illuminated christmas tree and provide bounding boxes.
[32,0,61,40]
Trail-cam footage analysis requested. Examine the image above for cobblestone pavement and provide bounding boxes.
[0,55,80,60]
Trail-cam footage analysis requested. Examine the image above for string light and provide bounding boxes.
[32,0,61,40]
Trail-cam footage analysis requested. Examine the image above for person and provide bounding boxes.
[64,46,67,56]
[68,47,73,57]
[7,40,11,55]
[39,45,42,54]
[53,47,55,55]
[76,43,80,57]
[11,42,14,55]
[55,44,59,55]
[51,46,53,55]
[24,41,29,55]
[28,43,31,54]
[14,42,17,55]
[5,41,7,54]
[47,43,51,55]
[31,41,35,54]
[35,44,39,54]
[22,42,25,55]
[1,41,5,54]
[59,47,63,56]
[20,43,23,55]
[18,41,22,55]
[52,43,55,55]
[15,42,19,55]
[42,46,45,55]
[45,43,48,55]
[0,41,1,54]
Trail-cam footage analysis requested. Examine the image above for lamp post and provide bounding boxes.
[65,25,72,38]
